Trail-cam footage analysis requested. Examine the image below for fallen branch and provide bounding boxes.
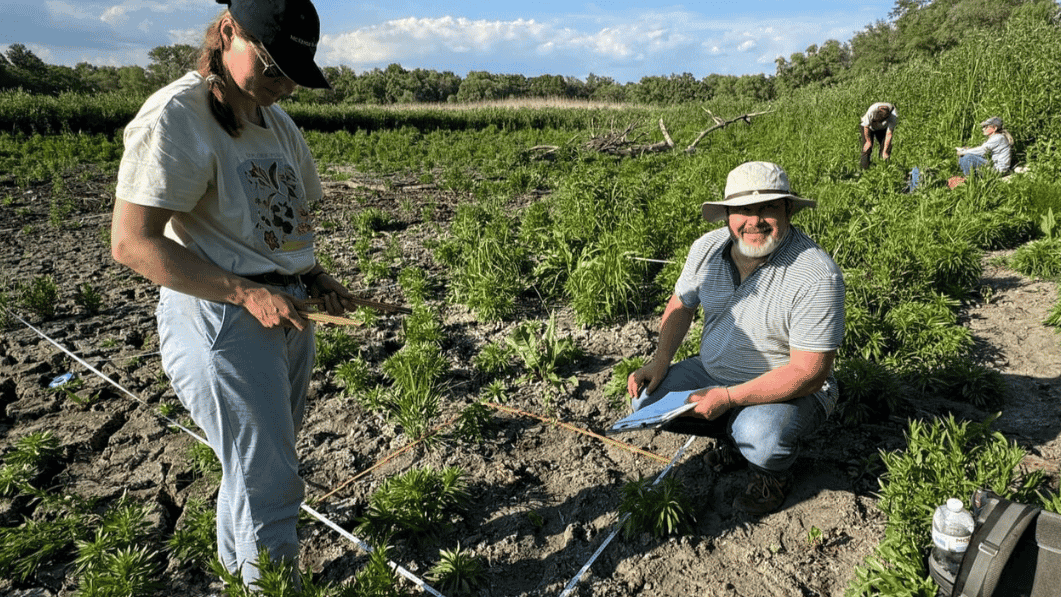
[684,107,775,152]
[526,107,775,159]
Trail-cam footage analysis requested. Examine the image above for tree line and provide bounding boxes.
[2,0,1054,105]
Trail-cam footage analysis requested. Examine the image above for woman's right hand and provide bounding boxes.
[242,286,308,330]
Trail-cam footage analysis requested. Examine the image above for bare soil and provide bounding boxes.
[1,169,1058,597]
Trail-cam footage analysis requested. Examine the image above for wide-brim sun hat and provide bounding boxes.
[219,0,332,89]
[700,161,817,222]
[980,116,1003,128]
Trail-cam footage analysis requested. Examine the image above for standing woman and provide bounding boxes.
[111,0,353,585]
[957,116,1014,176]
[859,102,898,170]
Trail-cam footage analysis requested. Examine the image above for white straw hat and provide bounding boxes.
[700,161,817,222]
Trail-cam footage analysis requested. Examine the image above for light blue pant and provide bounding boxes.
[156,284,315,585]
[632,358,827,473]
[959,153,990,176]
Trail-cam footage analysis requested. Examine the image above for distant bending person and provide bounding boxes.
[957,116,1013,176]
[627,161,845,517]
[860,102,898,170]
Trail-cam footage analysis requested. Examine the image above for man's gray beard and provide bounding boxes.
[734,227,787,259]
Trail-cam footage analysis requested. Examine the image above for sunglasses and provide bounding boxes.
[250,43,289,80]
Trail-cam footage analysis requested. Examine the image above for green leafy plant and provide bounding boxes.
[334,358,374,397]
[0,291,14,329]
[315,326,360,370]
[505,311,581,394]
[352,206,397,236]
[849,415,1045,597]
[19,275,59,320]
[6,429,61,470]
[74,282,103,314]
[1008,238,1061,279]
[618,476,695,540]
[603,356,646,410]
[0,515,85,583]
[1045,288,1061,329]
[75,500,161,597]
[427,544,486,596]
[480,379,508,403]
[187,441,222,482]
[398,265,432,304]
[449,401,494,444]
[1041,207,1056,240]
[402,304,444,345]
[357,466,470,546]
[806,526,824,547]
[834,357,902,424]
[168,498,217,567]
[472,340,514,378]
[919,356,1008,409]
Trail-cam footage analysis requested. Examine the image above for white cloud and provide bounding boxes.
[169,27,202,46]
[45,1,95,21]
[321,13,713,69]
[101,4,133,25]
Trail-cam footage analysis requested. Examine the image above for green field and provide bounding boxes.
[1,6,1061,597]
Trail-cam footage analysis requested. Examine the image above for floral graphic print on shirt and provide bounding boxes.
[238,158,314,253]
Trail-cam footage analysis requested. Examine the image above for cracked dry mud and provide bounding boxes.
[1,170,1058,597]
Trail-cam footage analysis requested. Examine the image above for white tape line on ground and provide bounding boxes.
[6,307,446,597]
[300,504,446,597]
[559,435,697,597]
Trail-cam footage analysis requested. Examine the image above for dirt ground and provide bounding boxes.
[1,169,1059,597]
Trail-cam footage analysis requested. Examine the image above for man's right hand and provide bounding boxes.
[627,360,669,400]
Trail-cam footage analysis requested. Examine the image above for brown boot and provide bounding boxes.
[704,438,745,473]
[733,470,791,516]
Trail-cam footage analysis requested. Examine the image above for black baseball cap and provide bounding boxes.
[217,0,331,89]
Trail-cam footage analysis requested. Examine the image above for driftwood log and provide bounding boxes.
[526,108,774,159]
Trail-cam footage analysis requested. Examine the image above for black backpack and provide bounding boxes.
[928,488,1061,597]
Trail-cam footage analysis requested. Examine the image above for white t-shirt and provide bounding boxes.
[116,72,320,276]
[861,102,898,131]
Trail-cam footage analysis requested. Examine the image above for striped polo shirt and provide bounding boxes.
[674,225,845,414]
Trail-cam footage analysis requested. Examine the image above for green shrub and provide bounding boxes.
[603,356,646,410]
[315,327,360,370]
[472,341,515,378]
[19,275,59,320]
[428,544,486,596]
[848,415,1045,597]
[618,476,695,540]
[1008,238,1061,279]
[834,358,902,424]
[357,466,470,545]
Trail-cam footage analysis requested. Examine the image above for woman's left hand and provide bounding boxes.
[308,273,356,315]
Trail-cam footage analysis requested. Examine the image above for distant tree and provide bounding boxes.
[73,62,122,93]
[118,65,154,96]
[527,74,569,98]
[146,44,199,88]
[6,43,48,72]
[2,44,45,92]
[456,71,507,102]
[733,73,776,102]
[775,39,851,91]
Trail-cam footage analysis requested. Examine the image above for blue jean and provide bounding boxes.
[632,358,827,473]
[156,284,315,585]
[959,153,990,176]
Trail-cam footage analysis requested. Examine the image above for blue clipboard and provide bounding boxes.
[606,389,701,435]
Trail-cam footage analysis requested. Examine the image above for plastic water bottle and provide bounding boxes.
[931,498,975,576]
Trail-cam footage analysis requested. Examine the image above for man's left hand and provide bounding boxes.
[687,386,734,421]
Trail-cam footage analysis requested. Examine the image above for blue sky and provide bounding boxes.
[3,0,897,83]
